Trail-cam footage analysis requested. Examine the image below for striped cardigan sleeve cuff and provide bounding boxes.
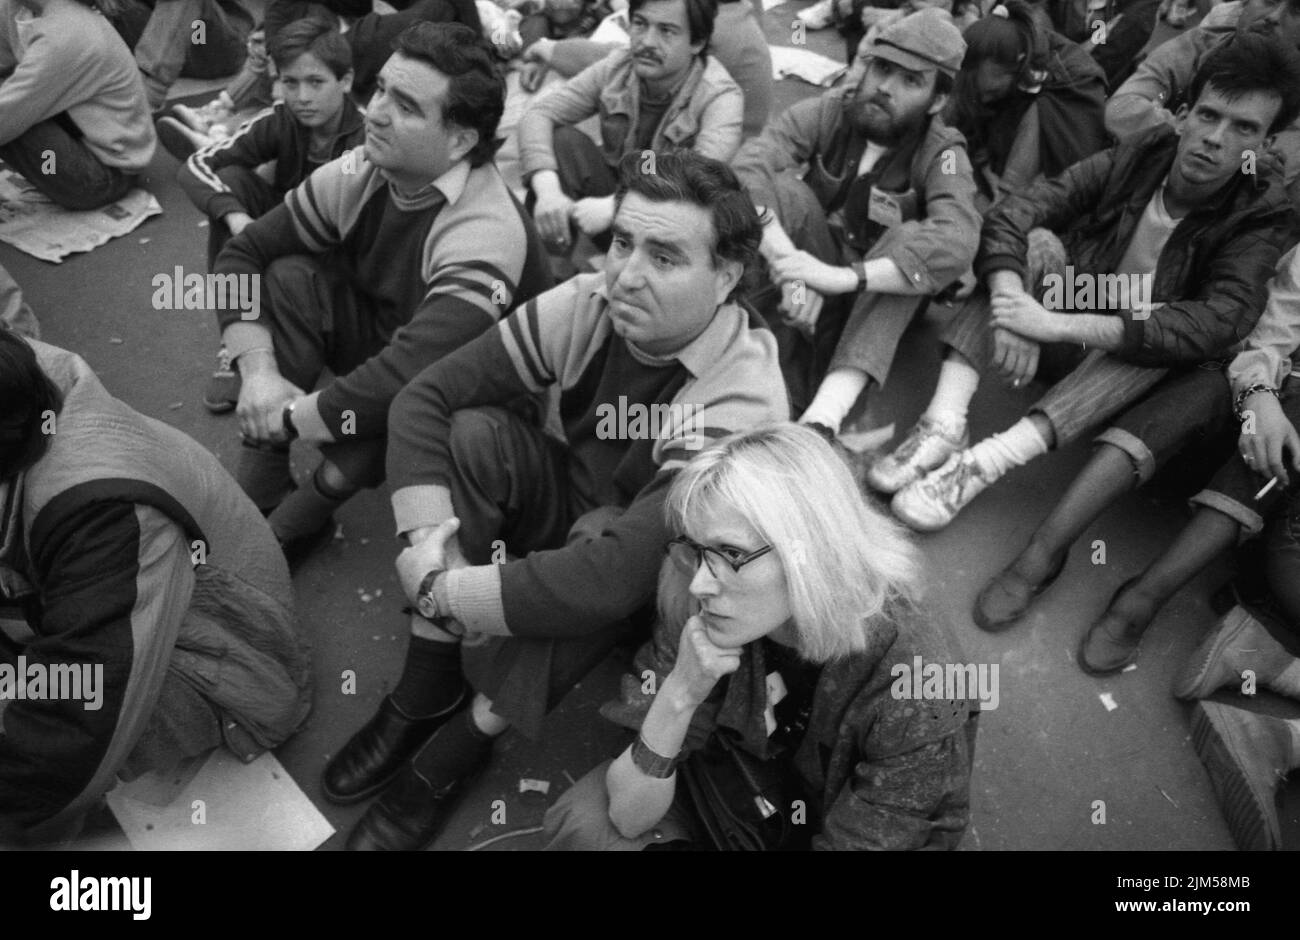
[445,565,508,634]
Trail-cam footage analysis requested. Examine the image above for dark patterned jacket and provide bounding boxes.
[602,597,980,850]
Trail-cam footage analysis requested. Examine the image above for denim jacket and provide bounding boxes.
[518,47,743,180]
[733,85,981,294]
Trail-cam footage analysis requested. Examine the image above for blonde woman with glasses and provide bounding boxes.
[543,423,980,851]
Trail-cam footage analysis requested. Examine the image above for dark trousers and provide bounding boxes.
[206,166,281,269]
[248,254,389,487]
[1266,487,1300,630]
[115,0,254,96]
[1099,368,1300,537]
[752,175,927,416]
[443,405,642,739]
[0,115,137,212]
[524,126,618,252]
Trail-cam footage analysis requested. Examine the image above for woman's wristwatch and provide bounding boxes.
[850,260,868,291]
[631,733,678,778]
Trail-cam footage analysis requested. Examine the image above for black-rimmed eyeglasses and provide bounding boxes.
[665,535,773,581]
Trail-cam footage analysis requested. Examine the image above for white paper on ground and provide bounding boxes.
[769,45,847,87]
[792,0,832,22]
[0,166,162,263]
[106,750,334,851]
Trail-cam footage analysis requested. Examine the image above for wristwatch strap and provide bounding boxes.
[281,401,299,441]
[630,733,678,778]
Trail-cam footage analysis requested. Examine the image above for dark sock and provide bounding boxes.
[410,709,494,788]
[236,440,294,513]
[267,464,351,541]
[391,634,467,718]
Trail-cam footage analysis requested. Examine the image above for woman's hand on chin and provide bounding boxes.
[664,615,744,709]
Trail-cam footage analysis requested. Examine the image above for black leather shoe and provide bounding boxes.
[321,689,469,805]
[344,764,471,851]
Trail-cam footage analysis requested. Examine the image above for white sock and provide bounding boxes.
[923,358,979,428]
[968,417,1050,481]
[801,368,869,433]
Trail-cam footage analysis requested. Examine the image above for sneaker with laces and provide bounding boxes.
[202,346,241,414]
[891,451,990,532]
[865,416,968,494]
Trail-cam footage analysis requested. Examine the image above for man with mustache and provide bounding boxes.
[212,22,551,568]
[1109,0,1300,206]
[732,8,980,436]
[518,0,742,255]
[873,36,1300,539]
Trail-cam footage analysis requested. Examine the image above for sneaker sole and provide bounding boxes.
[155,117,203,161]
[1173,607,1252,701]
[1191,703,1282,851]
[889,490,953,532]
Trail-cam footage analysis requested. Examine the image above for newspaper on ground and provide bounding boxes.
[0,164,161,263]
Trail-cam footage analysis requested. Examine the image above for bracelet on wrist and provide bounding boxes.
[630,733,678,778]
[1235,384,1279,422]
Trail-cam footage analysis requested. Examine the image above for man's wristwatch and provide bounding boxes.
[415,569,464,635]
[850,260,868,291]
[281,401,299,441]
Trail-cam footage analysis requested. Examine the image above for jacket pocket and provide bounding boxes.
[804,153,849,209]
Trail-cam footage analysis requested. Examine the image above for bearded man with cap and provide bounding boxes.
[733,7,981,436]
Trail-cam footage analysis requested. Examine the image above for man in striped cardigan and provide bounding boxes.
[213,22,550,568]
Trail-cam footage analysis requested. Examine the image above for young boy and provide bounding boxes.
[175,17,363,413]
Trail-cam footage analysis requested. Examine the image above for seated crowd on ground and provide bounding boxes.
[4,0,1300,852]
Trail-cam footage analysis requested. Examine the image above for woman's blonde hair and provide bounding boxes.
[663,423,922,663]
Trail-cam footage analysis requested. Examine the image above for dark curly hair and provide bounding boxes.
[0,327,62,482]
[1190,32,1300,135]
[392,22,506,166]
[614,149,762,302]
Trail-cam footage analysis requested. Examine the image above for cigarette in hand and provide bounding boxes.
[1254,476,1279,501]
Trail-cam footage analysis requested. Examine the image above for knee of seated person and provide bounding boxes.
[316,459,359,496]
[264,254,321,291]
[447,407,506,468]
[765,175,825,235]
[542,760,618,851]
[566,505,624,544]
